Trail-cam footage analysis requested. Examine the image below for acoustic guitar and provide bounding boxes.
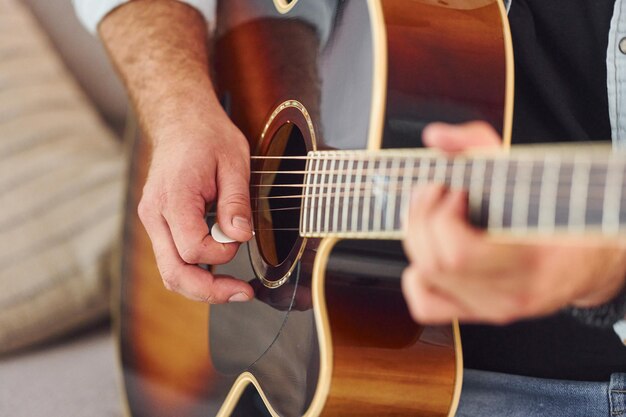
[118,1,624,416]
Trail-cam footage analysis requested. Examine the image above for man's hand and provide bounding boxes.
[402,121,626,324]
[137,109,254,304]
[100,0,254,303]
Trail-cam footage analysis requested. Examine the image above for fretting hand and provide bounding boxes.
[401,121,626,324]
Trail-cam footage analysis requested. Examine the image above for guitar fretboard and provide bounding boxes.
[299,147,626,239]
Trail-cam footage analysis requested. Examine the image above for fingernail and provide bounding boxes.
[228,292,250,303]
[232,216,252,233]
[211,223,237,243]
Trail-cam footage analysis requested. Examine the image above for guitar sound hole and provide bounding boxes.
[253,122,307,267]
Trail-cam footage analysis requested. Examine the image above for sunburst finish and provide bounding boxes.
[119,1,510,416]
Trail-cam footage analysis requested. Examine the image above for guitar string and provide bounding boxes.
[207,198,612,217]
[243,186,623,204]
[249,157,624,174]
[208,199,613,231]
[251,159,625,173]
[223,200,616,231]
[248,179,620,193]
[249,155,621,161]
[250,153,626,166]
[219,199,617,213]
[250,178,618,190]
[243,177,625,204]
[217,210,614,232]
[250,181,615,189]
[209,158,624,224]
[248,169,625,188]
[249,166,625,175]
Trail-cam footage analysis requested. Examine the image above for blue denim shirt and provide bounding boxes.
[504,0,626,149]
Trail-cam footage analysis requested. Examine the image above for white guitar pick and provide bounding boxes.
[211,223,237,244]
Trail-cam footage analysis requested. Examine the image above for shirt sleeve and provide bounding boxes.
[72,0,217,35]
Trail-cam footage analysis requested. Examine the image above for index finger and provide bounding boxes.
[422,121,502,153]
[162,189,241,265]
[144,209,254,303]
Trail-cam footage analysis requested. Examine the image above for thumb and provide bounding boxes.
[422,121,502,153]
[216,160,253,242]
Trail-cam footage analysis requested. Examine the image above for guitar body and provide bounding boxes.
[119,1,512,416]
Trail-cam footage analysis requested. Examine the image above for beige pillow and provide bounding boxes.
[0,0,124,354]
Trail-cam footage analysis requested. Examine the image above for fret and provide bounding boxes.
[462,158,472,189]
[306,153,319,233]
[586,163,606,228]
[511,157,533,232]
[301,154,312,234]
[400,158,416,230]
[341,155,353,233]
[450,157,466,189]
[417,156,430,187]
[468,158,486,227]
[324,152,341,232]
[308,154,320,234]
[558,163,575,228]
[502,160,517,228]
[315,154,324,234]
[372,158,386,232]
[362,159,375,232]
[488,158,509,230]
[434,156,447,185]
[326,155,336,233]
[315,155,328,234]
[387,157,401,231]
[568,156,591,232]
[526,162,542,230]
[331,155,343,233]
[538,155,560,233]
[316,154,325,233]
[463,158,473,192]
[352,158,365,232]
[603,158,623,234]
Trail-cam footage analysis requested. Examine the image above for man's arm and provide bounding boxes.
[99,0,254,303]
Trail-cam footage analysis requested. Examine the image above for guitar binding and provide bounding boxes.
[249,100,317,289]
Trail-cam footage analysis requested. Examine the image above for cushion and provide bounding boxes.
[0,0,124,355]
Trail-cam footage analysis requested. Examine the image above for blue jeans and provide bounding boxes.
[456,369,626,417]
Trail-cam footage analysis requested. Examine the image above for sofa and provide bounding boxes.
[0,1,126,415]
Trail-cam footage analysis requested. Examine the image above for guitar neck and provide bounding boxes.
[299,146,626,239]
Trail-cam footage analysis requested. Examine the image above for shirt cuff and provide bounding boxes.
[72,0,217,35]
